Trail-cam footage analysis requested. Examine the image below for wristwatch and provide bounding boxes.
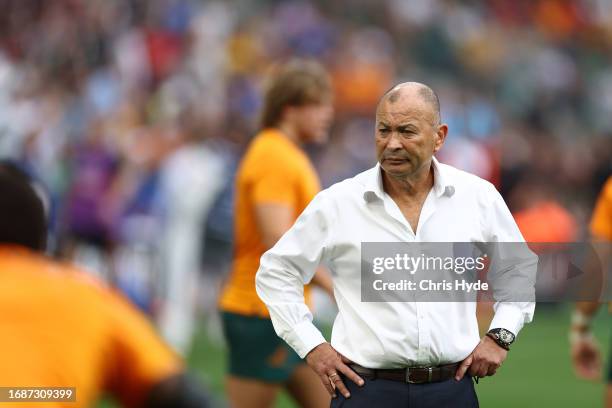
[486,328,515,350]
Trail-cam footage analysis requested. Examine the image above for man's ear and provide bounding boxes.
[433,124,448,153]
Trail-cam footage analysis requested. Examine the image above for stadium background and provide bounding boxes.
[0,0,610,406]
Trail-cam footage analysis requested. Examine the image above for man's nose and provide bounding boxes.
[386,133,403,150]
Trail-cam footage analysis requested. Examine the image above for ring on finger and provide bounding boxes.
[328,372,339,381]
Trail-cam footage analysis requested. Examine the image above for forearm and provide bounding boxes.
[488,301,535,336]
[575,301,601,316]
[256,252,326,358]
[488,249,537,336]
[571,235,611,333]
[572,301,600,334]
[255,191,334,357]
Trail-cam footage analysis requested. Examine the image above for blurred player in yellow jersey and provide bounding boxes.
[0,162,211,407]
[570,176,612,407]
[219,60,334,408]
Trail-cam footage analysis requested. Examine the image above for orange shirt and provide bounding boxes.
[590,177,612,312]
[219,129,321,317]
[0,246,182,408]
[514,200,577,243]
[590,177,612,240]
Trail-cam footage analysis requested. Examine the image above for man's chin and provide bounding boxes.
[380,163,414,178]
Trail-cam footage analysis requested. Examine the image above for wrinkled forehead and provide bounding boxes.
[376,102,435,126]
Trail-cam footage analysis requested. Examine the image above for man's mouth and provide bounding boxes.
[384,157,408,163]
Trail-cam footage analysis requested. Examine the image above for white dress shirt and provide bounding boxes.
[256,157,535,368]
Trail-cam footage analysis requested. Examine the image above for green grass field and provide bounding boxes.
[101,304,609,407]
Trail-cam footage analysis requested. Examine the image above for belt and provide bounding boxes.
[349,363,460,384]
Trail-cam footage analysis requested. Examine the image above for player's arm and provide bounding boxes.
[570,296,603,380]
[570,234,610,380]
[573,301,602,330]
[571,179,612,380]
[458,184,537,381]
[254,203,294,249]
[255,203,334,298]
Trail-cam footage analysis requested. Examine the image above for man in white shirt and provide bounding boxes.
[256,82,536,407]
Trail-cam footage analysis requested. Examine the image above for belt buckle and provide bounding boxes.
[405,367,433,384]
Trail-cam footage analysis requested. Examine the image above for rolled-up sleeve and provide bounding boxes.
[484,184,537,336]
[255,191,335,358]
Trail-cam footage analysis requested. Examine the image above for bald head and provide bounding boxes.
[374,82,448,180]
[378,82,441,125]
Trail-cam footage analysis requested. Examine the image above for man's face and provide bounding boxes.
[375,97,446,178]
[291,101,334,144]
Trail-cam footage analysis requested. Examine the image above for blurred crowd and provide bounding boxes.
[1,0,611,351]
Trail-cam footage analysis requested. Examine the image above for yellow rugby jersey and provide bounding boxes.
[589,177,612,312]
[0,246,182,408]
[219,129,321,317]
[590,176,612,240]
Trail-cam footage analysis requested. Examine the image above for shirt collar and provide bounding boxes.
[363,156,454,202]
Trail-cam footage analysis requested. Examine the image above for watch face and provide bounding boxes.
[499,329,515,344]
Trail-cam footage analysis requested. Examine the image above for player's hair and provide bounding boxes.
[260,59,332,129]
[0,162,47,251]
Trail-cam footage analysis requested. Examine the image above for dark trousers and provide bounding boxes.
[330,374,479,408]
